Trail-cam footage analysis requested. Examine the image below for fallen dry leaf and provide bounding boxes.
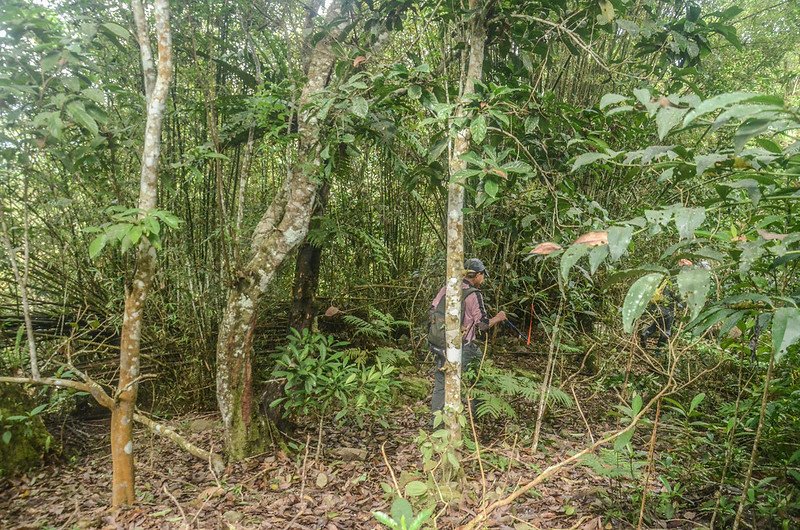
[352,56,367,67]
[324,306,340,317]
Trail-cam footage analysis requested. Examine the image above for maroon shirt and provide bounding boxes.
[430,280,490,343]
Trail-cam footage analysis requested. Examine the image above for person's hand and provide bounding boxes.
[495,310,507,322]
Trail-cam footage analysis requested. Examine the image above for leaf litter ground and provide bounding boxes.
[0,350,701,529]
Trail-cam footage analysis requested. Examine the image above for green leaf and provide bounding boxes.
[677,268,712,321]
[656,107,689,140]
[599,93,628,110]
[391,497,413,526]
[622,273,664,333]
[631,394,643,415]
[608,225,633,261]
[373,512,398,529]
[352,96,369,118]
[560,244,591,282]
[673,207,705,239]
[29,404,47,416]
[772,307,800,362]
[589,244,609,275]
[694,154,727,176]
[689,393,705,414]
[89,234,107,259]
[404,480,428,497]
[683,92,760,126]
[2,431,10,445]
[614,427,634,451]
[572,152,610,171]
[470,115,487,144]
[484,177,499,198]
[101,22,131,41]
[66,101,99,137]
[408,85,422,99]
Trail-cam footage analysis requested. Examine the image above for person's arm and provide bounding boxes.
[489,310,507,327]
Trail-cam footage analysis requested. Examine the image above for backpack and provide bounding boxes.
[428,286,479,350]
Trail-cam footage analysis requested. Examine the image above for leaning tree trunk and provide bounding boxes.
[216,1,345,461]
[443,0,487,444]
[111,0,172,506]
[289,182,330,332]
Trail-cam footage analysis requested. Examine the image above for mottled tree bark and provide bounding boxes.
[111,0,172,506]
[443,0,487,442]
[289,182,330,333]
[216,1,345,461]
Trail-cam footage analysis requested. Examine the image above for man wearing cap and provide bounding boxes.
[428,258,507,415]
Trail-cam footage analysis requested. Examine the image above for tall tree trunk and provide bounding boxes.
[289,182,330,332]
[216,1,345,461]
[443,0,487,443]
[111,0,172,506]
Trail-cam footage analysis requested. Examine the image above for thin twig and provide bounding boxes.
[162,483,188,529]
[381,441,402,498]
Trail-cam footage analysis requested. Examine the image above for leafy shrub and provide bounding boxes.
[269,328,399,425]
[468,360,573,420]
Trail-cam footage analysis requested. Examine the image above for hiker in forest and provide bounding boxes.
[428,258,507,416]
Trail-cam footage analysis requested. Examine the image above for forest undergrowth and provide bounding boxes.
[3,333,785,530]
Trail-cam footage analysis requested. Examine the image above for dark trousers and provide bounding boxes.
[430,341,483,416]
[640,304,675,347]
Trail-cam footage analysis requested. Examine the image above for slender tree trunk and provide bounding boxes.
[443,0,487,442]
[216,1,345,461]
[111,0,172,506]
[289,182,330,332]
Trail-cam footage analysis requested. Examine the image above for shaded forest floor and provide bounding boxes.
[1,350,708,529]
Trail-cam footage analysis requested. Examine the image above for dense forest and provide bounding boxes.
[1,0,799,528]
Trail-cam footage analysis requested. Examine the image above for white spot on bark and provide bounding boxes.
[124,441,133,454]
[121,415,130,426]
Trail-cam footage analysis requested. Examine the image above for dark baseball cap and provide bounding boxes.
[465,258,488,277]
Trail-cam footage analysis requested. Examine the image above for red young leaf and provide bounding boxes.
[573,230,608,247]
[530,242,563,255]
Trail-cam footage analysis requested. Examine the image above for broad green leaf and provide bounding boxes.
[67,101,99,137]
[631,394,643,415]
[614,427,634,451]
[673,207,705,239]
[694,154,727,176]
[656,107,689,140]
[608,225,633,261]
[633,88,658,116]
[408,85,422,99]
[772,307,800,362]
[2,431,10,445]
[391,497,413,525]
[589,244,609,274]
[484,177,499,198]
[689,393,705,414]
[351,96,369,118]
[683,92,760,126]
[572,152,610,171]
[404,480,428,497]
[102,22,131,41]
[470,115,487,144]
[89,234,107,259]
[622,273,664,333]
[599,93,628,110]
[677,268,712,320]
[560,243,591,282]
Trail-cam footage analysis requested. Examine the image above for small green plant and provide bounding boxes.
[1,403,51,449]
[270,328,399,425]
[342,308,411,344]
[468,361,573,420]
[85,206,181,258]
[373,497,433,530]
